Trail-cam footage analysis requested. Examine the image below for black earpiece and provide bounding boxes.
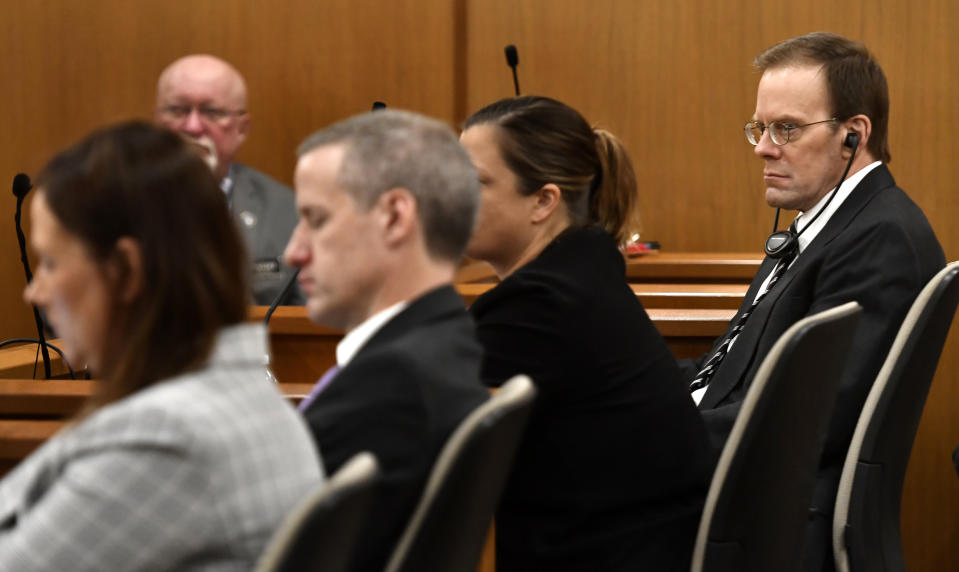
[844,131,859,149]
[764,130,861,259]
[765,228,799,259]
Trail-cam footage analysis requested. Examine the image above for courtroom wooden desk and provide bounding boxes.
[0,378,94,417]
[0,380,315,473]
[624,251,764,282]
[0,341,73,379]
[0,379,315,418]
[254,306,735,384]
[456,252,765,284]
[455,282,748,309]
[0,306,735,470]
[0,305,735,385]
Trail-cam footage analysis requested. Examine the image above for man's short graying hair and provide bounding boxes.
[298,110,479,262]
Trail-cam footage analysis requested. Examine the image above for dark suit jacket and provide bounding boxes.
[230,163,303,305]
[681,164,944,564]
[301,286,487,572]
[472,226,711,572]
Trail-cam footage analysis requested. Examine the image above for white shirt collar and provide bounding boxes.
[335,301,409,366]
[220,163,235,197]
[792,161,882,253]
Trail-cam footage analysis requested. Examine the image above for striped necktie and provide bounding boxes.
[689,238,797,393]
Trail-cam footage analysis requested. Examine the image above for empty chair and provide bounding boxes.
[833,262,959,572]
[384,374,536,572]
[255,452,379,572]
[691,301,862,572]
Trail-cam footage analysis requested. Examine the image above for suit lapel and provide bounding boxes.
[763,164,893,300]
[309,286,465,408]
[699,165,895,409]
[698,257,778,409]
[229,164,268,257]
[342,286,465,367]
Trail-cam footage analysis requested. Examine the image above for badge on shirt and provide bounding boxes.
[239,210,257,229]
[254,258,281,274]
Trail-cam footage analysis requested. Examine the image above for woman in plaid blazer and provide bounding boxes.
[0,122,323,571]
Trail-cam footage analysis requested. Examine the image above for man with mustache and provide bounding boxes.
[155,54,301,305]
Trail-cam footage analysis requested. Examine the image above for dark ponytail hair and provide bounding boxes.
[464,96,641,244]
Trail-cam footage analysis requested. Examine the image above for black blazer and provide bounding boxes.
[683,163,944,515]
[301,286,487,572]
[472,226,711,572]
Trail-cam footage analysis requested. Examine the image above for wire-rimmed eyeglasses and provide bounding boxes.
[744,118,837,146]
[157,104,246,125]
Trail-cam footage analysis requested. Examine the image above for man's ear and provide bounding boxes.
[236,112,251,144]
[529,183,563,224]
[377,188,418,247]
[109,237,144,304]
[842,114,872,158]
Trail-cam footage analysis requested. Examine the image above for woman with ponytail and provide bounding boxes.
[461,96,710,571]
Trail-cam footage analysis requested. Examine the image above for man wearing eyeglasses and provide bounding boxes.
[680,33,943,571]
[155,54,301,306]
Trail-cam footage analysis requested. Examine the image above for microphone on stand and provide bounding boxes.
[263,267,301,326]
[505,45,521,96]
[13,173,53,378]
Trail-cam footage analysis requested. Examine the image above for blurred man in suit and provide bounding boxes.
[155,54,301,305]
[285,109,488,572]
[681,32,944,571]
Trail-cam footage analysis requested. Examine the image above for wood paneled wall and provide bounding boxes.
[0,0,461,342]
[2,1,957,569]
[465,2,959,569]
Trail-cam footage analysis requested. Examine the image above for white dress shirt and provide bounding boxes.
[336,301,409,367]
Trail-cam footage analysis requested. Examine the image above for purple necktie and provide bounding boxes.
[298,364,341,412]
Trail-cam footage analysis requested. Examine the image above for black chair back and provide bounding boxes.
[255,452,379,572]
[833,262,959,572]
[384,374,536,572]
[692,302,862,572]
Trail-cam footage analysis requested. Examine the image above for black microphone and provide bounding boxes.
[372,101,387,111]
[764,132,860,259]
[264,267,301,326]
[13,173,31,200]
[12,174,53,378]
[505,45,520,96]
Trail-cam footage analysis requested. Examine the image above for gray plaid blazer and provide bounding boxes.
[0,324,324,571]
